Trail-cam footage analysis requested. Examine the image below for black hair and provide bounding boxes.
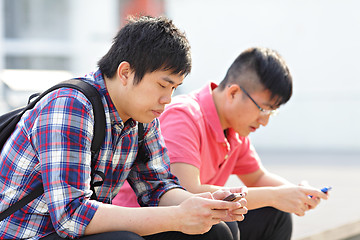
[219,47,293,106]
[98,15,191,84]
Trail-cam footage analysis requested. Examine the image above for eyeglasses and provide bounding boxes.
[239,86,279,116]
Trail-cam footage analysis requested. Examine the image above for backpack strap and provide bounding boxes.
[0,79,106,222]
[57,79,106,200]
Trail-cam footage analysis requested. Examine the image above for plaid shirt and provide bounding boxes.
[0,70,182,239]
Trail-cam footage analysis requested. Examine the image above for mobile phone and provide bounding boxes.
[309,186,332,198]
[321,186,332,193]
[222,193,244,202]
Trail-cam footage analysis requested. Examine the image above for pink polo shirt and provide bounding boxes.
[113,82,261,207]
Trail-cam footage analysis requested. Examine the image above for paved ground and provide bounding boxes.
[225,150,360,240]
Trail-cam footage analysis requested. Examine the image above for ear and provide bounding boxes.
[117,61,131,85]
[226,84,241,101]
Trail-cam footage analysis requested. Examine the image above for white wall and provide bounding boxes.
[166,0,360,152]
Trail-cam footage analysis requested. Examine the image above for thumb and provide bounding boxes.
[196,192,214,200]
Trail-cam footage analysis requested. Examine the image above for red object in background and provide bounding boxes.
[120,0,165,26]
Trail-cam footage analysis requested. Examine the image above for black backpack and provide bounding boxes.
[0,79,148,221]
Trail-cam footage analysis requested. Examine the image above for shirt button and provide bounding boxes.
[224,154,228,160]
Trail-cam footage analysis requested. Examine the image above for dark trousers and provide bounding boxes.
[41,207,290,240]
[144,221,238,240]
[40,221,238,240]
[41,231,144,240]
[237,207,292,240]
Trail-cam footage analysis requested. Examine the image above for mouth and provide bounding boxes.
[152,109,164,117]
[249,126,258,132]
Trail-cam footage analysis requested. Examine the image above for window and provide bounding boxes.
[5,0,69,40]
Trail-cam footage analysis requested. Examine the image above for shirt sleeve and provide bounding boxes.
[126,118,184,207]
[31,89,101,238]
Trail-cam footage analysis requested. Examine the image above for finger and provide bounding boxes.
[221,213,245,222]
[214,190,232,200]
[295,211,305,217]
[227,213,245,222]
[307,189,328,200]
[239,186,248,196]
[305,196,321,209]
[211,209,229,219]
[208,199,242,210]
[237,198,247,208]
[229,207,248,215]
[229,186,248,196]
[197,192,215,200]
[295,203,307,216]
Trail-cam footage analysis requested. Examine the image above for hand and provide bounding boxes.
[271,184,328,216]
[211,187,248,222]
[175,193,243,234]
[299,181,329,211]
[212,186,248,201]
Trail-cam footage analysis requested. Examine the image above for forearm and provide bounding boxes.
[245,187,278,210]
[184,183,222,194]
[242,172,295,210]
[85,203,180,236]
[247,171,293,187]
[85,190,247,236]
[158,188,194,206]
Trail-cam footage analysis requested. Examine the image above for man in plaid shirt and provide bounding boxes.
[0,16,247,240]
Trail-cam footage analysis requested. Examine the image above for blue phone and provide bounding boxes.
[309,186,332,198]
[320,186,332,193]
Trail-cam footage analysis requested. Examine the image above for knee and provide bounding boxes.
[267,207,293,237]
[206,222,235,240]
[274,208,292,229]
[100,231,144,240]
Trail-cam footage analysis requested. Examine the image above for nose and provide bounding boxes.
[257,113,270,126]
[159,91,172,105]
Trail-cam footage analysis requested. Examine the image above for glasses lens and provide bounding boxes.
[270,109,279,116]
[260,109,279,116]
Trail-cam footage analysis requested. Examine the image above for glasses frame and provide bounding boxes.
[239,86,279,116]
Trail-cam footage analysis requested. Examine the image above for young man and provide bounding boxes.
[114,47,329,240]
[0,16,247,240]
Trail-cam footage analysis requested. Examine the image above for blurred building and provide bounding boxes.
[0,0,164,110]
[0,0,164,74]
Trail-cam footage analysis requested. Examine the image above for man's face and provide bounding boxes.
[223,84,279,137]
[118,69,184,123]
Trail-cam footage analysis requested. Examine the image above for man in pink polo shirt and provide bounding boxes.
[114,47,328,240]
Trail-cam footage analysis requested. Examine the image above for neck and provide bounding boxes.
[104,76,130,122]
[212,87,228,130]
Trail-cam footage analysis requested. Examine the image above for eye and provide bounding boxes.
[159,83,166,88]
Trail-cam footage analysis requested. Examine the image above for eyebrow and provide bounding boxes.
[162,76,183,87]
[263,102,277,110]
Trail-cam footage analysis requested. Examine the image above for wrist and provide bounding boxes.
[167,205,184,232]
[267,187,279,207]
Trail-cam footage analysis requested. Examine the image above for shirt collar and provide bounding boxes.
[85,69,136,128]
[198,82,242,144]
[197,82,227,143]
